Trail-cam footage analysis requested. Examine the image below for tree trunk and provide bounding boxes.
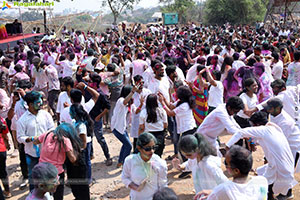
[113,13,117,25]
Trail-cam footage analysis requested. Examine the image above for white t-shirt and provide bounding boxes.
[174,102,196,134]
[111,97,128,134]
[237,93,258,119]
[232,60,245,71]
[62,60,74,78]
[77,123,91,143]
[132,59,148,77]
[139,108,167,132]
[272,60,283,80]
[208,81,224,108]
[148,77,170,102]
[45,65,60,91]
[56,91,85,114]
[207,176,268,200]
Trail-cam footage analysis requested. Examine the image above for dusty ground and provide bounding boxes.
[5,131,300,200]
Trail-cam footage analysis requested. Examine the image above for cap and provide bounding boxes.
[264,98,283,110]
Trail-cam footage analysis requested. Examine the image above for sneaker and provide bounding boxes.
[3,191,12,198]
[116,163,123,168]
[19,179,28,190]
[105,158,113,166]
[178,171,191,179]
[276,193,294,200]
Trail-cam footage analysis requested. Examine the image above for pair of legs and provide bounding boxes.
[25,154,39,191]
[0,152,10,196]
[94,119,111,162]
[112,129,132,165]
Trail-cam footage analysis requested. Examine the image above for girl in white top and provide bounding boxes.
[111,85,139,167]
[158,85,196,135]
[173,133,228,198]
[234,78,258,148]
[69,104,94,184]
[139,94,168,157]
[122,132,168,200]
[197,145,268,200]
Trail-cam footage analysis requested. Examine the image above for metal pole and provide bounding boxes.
[43,0,47,33]
[284,0,288,25]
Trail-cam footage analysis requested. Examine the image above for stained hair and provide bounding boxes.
[153,187,178,200]
[178,133,217,157]
[17,80,32,89]
[44,123,82,156]
[14,64,23,73]
[133,75,143,83]
[136,132,157,148]
[228,145,253,176]
[271,79,286,89]
[24,91,42,104]
[212,70,221,81]
[224,68,237,90]
[90,73,102,88]
[176,86,195,109]
[32,162,58,186]
[70,104,94,137]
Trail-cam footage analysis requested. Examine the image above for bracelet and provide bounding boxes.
[163,105,167,109]
[31,136,34,142]
[84,85,88,90]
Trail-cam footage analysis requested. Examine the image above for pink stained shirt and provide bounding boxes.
[38,132,73,174]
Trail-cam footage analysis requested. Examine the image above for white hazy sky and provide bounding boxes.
[53,0,160,13]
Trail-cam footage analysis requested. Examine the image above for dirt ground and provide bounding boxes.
[5,131,300,200]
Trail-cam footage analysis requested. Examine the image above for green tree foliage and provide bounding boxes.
[160,0,196,24]
[21,11,43,21]
[102,0,141,25]
[204,0,267,25]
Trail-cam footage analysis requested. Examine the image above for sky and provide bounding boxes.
[53,0,160,13]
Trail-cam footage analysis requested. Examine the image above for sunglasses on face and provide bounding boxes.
[142,145,158,152]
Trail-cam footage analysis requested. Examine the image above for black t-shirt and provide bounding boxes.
[89,89,110,120]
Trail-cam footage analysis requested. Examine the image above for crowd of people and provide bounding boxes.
[0,21,300,200]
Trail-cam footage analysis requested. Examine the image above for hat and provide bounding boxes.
[95,62,105,71]
[264,98,283,110]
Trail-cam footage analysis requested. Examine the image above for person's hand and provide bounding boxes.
[157,92,165,103]
[132,85,138,93]
[171,157,181,171]
[185,80,194,89]
[136,179,147,192]
[76,82,86,90]
[63,102,70,108]
[194,190,212,200]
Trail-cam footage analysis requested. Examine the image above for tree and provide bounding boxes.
[102,0,141,25]
[204,0,267,25]
[160,0,196,24]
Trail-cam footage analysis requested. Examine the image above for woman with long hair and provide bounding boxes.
[69,104,94,185]
[220,56,233,81]
[111,85,138,168]
[173,133,228,199]
[158,85,197,178]
[139,94,168,157]
[186,65,217,126]
[121,132,168,200]
[33,123,80,200]
[223,68,241,102]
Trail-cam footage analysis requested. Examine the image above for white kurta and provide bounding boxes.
[207,176,268,200]
[196,104,240,154]
[183,155,228,193]
[270,110,300,172]
[121,153,168,200]
[226,123,298,195]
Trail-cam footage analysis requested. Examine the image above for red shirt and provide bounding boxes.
[0,117,9,152]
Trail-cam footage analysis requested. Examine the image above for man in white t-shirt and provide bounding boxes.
[226,111,297,200]
[271,52,283,80]
[131,53,148,77]
[196,145,268,200]
[44,63,60,119]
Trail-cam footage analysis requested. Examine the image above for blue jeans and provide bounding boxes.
[112,129,132,164]
[94,119,110,159]
[25,154,39,191]
[168,116,178,154]
[84,142,92,184]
